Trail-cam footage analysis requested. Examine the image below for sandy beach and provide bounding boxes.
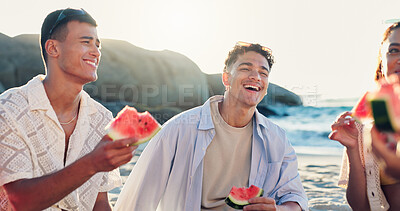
[109,148,350,210]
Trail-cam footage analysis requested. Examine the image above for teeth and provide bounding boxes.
[244,85,260,91]
[85,60,96,66]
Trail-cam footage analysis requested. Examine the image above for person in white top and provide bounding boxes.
[0,8,137,210]
[330,22,400,210]
[115,42,307,211]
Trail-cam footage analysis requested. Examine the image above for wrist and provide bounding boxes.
[77,154,97,177]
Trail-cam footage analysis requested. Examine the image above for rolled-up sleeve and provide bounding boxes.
[274,139,308,210]
[261,125,308,211]
[114,122,178,211]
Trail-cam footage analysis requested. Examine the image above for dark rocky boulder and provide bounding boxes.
[0,33,302,121]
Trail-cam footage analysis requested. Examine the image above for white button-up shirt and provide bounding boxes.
[0,75,121,211]
[115,95,308,211]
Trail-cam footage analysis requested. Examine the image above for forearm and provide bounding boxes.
[93,192,112,211]
[346,147,370,210]
[277,201,301,211]
[3,155,96,211]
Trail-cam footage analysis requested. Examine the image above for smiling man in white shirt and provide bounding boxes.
[115,41,308,211]
[0,8,137,210]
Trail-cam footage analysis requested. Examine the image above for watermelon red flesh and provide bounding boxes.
[225,185,264,210]
[105,106,161,145]
[369,81,400,133]
[351,91,373,123]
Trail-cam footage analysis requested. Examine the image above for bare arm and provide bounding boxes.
[329,111,369,210]
[3,137,136,211]
[93,192,112,211]
[345,147,370,210]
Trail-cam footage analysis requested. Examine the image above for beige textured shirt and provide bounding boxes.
[201,100,253,210]
[0,75,121,211]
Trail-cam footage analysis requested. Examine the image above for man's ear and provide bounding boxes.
[45,39,59,59]
[222,72,230,87]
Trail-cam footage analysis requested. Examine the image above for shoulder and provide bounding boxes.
[256,112,286,135]
[0,85,29,116]
[83,91,113,120]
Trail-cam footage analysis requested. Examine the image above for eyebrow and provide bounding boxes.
[389,43,400,47]
[80,36,101,44]
[238,62,270,72]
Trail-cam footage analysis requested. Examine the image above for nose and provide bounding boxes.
[249,70,261,81]
[90,45,101,59]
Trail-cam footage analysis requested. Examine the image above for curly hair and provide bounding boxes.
[223,43,275,73]
[375,22,400,81]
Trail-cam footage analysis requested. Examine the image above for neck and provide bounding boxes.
[218,98,255,128]
[43,70,82,117]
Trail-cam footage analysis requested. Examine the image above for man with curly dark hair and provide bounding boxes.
[116,41,308,211]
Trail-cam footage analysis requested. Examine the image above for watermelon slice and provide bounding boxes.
[368,78,400,133]
[225,185,264,209]
[105,106,161,145]
[351,91,373,123]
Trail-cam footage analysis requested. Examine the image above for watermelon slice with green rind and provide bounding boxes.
[225,185,264,209]
[105,106,161,145]
[368,77,400,133]
[351,91,373,123]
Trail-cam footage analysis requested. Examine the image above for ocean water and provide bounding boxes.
[267,103,354,156]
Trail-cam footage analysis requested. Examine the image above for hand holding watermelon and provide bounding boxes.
[85,135,138,173]
[105,106,161,145]
[225,185,264,210]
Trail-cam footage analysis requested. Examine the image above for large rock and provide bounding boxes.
[90,39,209,110]
[0,33,302,121]
[0,33,45,89]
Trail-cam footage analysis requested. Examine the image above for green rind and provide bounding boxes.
[225,188,264,210]
[107,125,161,145]
[370,99,395,132]
[225,197,245,210]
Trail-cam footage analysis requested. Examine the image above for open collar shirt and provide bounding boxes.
[0,75,121,211]
[115,95,308,211]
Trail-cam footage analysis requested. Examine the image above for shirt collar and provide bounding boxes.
[198,96,221,130]
[198,95,270,132]
[27,75,53,111]
[26,74,98,115]
[254,107,269,132]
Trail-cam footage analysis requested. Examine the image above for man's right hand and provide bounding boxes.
[329,111,359,149]
[85,135,138,173]
[2,135,138,211]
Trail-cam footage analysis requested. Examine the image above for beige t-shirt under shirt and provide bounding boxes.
[201,100,253,210]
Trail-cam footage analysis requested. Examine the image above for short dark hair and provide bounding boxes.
[223,43,275,73]
[375,22,400,81]
[40,8,97,63]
